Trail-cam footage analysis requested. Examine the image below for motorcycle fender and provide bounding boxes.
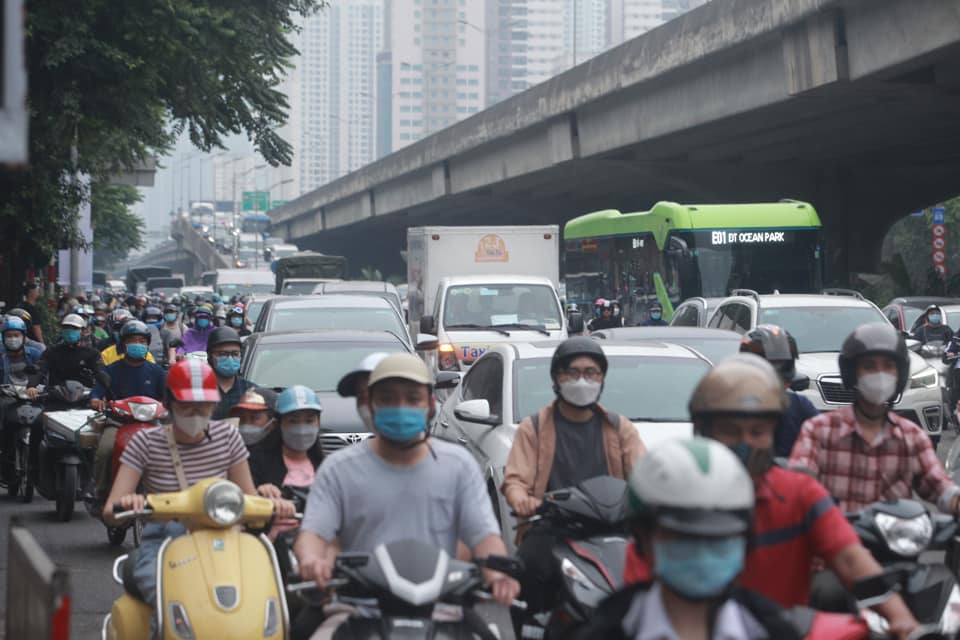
[107,593,152,640]
[159,529,286,639]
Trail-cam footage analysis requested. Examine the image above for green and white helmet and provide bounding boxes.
[627,438,754,537]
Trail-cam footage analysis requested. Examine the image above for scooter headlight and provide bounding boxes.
[203,480,245,526]
[875,512,933,557]
[127,402,159,422]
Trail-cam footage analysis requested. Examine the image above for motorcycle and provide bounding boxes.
[288,538,524,640]
[835,499,960,634]
[102,477,288,639]
[518,475,631,639]
[911,339,955,428]
[83,394,167,546]
[0,383,44,502]
[35,380,97,521]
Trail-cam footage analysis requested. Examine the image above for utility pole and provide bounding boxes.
[69,137,79,296]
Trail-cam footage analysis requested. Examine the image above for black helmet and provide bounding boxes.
[739,324,799,384]
[206,327,242,356]
[120,320,152,345]
[839,323,909,395]
[550,337,608,377]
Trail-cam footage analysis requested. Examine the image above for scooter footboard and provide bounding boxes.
[334,615,481,640]
[105,594,152,640]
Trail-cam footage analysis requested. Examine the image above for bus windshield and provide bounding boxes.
[669,229,822,298]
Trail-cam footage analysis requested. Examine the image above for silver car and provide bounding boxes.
[434,340,710,550]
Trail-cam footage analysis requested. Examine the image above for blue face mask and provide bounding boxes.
[650,312,662,321]
[164,313,177,323]
[653,536,745,600]
[929,314,942,324]
[147,319,162,328]
[125,343,149,361]
[214,355,241,377]
[230,316,243,328]
[196,318,210,329]
[62,329,81,345]
[373,406,428,443]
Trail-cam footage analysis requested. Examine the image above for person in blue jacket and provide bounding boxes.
[739,324,818,458]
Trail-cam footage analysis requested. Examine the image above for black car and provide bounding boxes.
[240,329,411,455]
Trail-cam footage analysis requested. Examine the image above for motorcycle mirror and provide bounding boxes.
[479,555,525,578]
[169,338,184,349]
[789,374,810,392]
[851,566,909,608]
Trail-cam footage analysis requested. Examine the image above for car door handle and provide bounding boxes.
[440,420,449,428]
[457,437,468,446]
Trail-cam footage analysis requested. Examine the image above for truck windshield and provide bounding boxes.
[443,284,561,330]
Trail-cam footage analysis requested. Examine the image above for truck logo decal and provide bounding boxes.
[475,235,509,263]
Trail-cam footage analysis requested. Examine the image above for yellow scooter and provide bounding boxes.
[102,478,289,639]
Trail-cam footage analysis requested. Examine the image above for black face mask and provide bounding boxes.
[729,442,774,477]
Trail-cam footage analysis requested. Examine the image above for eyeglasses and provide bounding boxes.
[558,367,603,382]
[214,351,241,359]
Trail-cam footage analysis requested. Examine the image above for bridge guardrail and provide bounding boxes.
[171,218,231,271]
[5,519,71,640]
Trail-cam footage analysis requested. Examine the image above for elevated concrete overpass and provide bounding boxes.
[271,0,960,281]
[128,218,231,280]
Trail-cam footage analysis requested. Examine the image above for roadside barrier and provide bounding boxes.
[5,518,71,640]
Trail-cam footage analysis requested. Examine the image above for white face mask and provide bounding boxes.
[239,423,269,446]
[857,372,898,405]
[175,412,209,437]
[357,405,374,431]
[4,336,23,351]
[558,378,602,408]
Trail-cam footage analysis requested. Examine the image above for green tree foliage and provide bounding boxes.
[92,183,145,271]
[0,0,321,300]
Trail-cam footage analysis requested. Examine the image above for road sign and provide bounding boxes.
[242,191,270,212]
[933,224,946,237]
[935,264,947,275]
[270,200,287,210]
[933,250,946,264]
[933,237,946,250]
[933,206,946,224]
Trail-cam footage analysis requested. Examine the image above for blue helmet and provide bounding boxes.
[2,316,27,334]
[277,385,323,416]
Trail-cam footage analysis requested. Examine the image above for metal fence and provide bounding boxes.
[5,519,70,640]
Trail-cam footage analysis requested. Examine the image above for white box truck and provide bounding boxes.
[407,226,565,374]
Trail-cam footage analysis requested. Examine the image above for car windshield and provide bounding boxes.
[283,281,323,295]
[513,356,708,422]
[443,284,561,330]
[219,283,275,297]
[267,305,408,338]
[759,306,887,353]
[246,341,406,391]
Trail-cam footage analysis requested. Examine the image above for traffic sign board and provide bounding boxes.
[242,191,270,212]
[933,224,946,237]
[270,200,287,210]
[933,250,946,264]
[933,206,946,224]
[933,237,946,250]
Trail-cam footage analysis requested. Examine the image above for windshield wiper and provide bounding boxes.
[445,323,511,336]
[492,323,551,336]
[630,417,688,422]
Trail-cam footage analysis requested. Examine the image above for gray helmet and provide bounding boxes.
[839,323,909,396]
[550,337,608,377]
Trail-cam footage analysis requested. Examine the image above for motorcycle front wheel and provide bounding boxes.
[15,444,32,503]
[56,465,77,521]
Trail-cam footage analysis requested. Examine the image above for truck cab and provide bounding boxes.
[418,275,566,375]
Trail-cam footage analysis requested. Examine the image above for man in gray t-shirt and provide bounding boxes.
[295,353,519,607]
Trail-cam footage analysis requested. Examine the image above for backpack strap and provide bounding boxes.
[530,411,540,434]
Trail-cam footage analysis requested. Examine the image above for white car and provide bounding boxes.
[433,340,710,550]
[706,291,944,444]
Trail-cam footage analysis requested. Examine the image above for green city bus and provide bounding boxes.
[563,200,823,324]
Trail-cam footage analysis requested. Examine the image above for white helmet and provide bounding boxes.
[627,438,754,537]
[61,313,86,330]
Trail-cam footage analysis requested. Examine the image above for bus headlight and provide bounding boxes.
[203,480,244,526]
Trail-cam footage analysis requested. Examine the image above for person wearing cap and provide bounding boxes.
[213,304,228,328]
[587,299,620,332]
[160,302,185,364]
[28,314,105,399]
[641,301,668,326]
[226,303,250,337]
[91,304,110,341]
[141,305,166,364]
[104,359,294,624]
[502,336,645,615]
[622,355,918,636]
[0,315,44,386]
[251,385,325,541]
[912,304,953,346]
[205,326,263,420]
[336,352,391,430]
[176,303,216,356]
[295,353,520,631]
[7,307,46,353]
[100,309,158,366]
[581,438,802,639]
[231,390,277,449]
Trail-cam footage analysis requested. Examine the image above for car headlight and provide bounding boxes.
[910,367,938,389]
[203,480,245,526]
[875,512,933,557]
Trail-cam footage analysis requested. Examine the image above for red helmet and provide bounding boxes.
[166,360,221,403]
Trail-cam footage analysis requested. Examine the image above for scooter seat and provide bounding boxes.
[122,551,146,603]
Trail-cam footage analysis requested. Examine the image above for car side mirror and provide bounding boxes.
[789,374,810,392]
[435,371,461,390]
[416,333,438,351]
[454,399,496,425]
[420,315,436,335]
[567,311,584,335]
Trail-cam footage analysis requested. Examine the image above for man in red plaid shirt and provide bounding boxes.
[789,323,960,515]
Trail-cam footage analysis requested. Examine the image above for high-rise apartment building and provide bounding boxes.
[298,0,384,192]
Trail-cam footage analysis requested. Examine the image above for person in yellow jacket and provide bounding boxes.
[99,308,156,365]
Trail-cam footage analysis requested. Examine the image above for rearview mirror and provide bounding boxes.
[435,371,461,390]
[567,312,584,335]
[454,399,495,425]
[416,333,438,351]
[420,315,436,335]
[789,374,810,392]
